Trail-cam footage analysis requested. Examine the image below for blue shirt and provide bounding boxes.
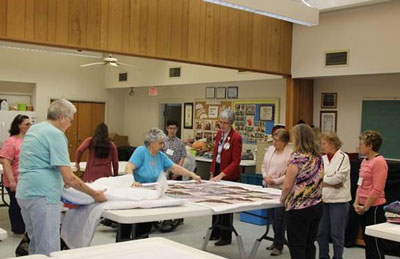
[16,121,71,204]
[129,146,174,183]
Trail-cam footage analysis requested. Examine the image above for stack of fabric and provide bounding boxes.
[384,201,400,224]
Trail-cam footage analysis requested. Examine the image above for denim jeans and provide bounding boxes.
[317,202,350,259]
[17,197,61,255]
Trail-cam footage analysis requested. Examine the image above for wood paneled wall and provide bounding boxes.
[285,78,313,130]
[0,0,292,75]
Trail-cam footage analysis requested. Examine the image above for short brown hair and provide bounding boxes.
[359,130,382,152]
[321,132,343,149]
[273,128,290,144]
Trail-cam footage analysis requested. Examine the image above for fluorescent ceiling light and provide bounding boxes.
[203,0,319,26]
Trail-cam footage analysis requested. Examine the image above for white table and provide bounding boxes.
[50,237,226,259]
[365,222,400,242]
[103,181,282,259]
[0,227,7,240]
[70,161,128,175]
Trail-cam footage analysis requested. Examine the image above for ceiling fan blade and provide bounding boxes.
[80,62,105,67]
[117,62,141,70]
[109,62,118,67]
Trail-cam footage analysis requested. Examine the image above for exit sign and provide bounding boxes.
[149,86,158,96]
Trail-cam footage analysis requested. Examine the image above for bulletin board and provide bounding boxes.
[194,100,232,140]
[233,99,280,144]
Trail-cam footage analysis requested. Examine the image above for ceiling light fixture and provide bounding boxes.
[129,87,135,96]
[202,0,319,26]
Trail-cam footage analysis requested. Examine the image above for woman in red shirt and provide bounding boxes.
[75,123,118,182]
[353,130,388,259]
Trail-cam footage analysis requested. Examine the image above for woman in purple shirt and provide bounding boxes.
[281,124,323,259]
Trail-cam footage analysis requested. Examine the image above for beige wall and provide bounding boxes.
[123,79,286,146]
[313,73,400,152]
[292,1,400,78]
[104,55,281,88]
[0,46,125,133]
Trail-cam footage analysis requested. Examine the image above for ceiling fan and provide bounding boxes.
[80,54,140,70]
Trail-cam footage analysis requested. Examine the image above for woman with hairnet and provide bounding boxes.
[122,127,201,239]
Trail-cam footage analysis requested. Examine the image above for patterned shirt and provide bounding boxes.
[285,152,323,211]
[162,136,187,164]
[0,136,23,187]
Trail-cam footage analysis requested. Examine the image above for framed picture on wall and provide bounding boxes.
[184,103,193,129]
[205,87,215,99]
[320,111,337,132]
[227,86,238,99]
[321,93,337,109]
[216,87,226,99]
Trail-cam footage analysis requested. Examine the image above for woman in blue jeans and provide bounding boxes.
[317,132,351,259]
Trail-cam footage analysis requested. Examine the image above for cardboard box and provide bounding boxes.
[255,140,272,174]
[109,133,129,147]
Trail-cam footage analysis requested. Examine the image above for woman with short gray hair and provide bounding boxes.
[144,127,167,147]
[124,127,201,239]
[209,109,242,246]
[16,99,106,255]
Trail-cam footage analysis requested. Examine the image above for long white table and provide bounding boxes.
[103,181,282,259]
[50,237,226,259]
[365,222,400,242]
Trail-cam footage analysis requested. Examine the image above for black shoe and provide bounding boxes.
[215,239,231,246]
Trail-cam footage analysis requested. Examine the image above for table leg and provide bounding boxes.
[201,227,213,251]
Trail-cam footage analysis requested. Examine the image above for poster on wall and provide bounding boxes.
[233,99,279,144]
[194,101,232,141]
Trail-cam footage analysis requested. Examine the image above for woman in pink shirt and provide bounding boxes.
[354,130,388,259]
[262,128,292,256]
[75,123,118,182]
[0,114,31,234]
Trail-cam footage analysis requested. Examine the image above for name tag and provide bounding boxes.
[357,177,363,186]
[166,149,174,156]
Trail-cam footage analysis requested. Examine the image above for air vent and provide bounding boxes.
[325,51,348,66]
[169,67,181,78]
[119,73,128,82]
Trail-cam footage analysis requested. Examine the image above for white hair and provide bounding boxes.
[47,99,76,120]
[219,109,235,124]
[144,127,166,146]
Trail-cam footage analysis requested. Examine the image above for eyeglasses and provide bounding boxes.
[167,127,178,130]
[219,120,230,125]
[63,115,74,122]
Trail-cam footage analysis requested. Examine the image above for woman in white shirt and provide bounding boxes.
[317,132,351,259]
[262,128,292,256]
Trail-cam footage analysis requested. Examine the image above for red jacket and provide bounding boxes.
[211,129,242,181]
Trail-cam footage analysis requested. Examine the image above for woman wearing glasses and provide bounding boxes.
[209,109,243,246]
[0,114,31,235]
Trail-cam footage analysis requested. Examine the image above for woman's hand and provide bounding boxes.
[353,203,366,215]
[131,181,141,187]
[210,173,225,182]
[265,176,275,185]
[9,181,17,192]
[93,189,107,202]
[191,173,202,183]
